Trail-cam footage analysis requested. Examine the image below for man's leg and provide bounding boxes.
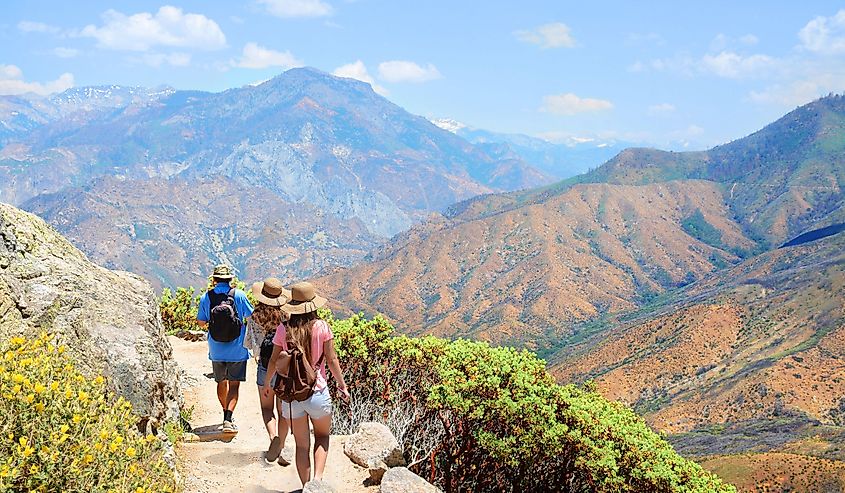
[216,380,228,409]
[225,380,240,412]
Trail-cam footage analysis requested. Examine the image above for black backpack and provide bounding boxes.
[207,288,241,342]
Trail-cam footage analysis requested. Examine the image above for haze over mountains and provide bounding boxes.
[1,68,562,287]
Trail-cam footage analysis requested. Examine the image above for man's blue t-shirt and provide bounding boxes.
[197,283,254,362]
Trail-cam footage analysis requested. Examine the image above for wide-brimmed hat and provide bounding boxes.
[212,264,234,280]
[251,278,291,307]
[281,281,327,314]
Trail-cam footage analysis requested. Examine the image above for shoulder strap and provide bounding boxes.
[226,288,239,319]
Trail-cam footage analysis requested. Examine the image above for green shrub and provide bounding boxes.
[0,334,177,492]
[159,278,255,335]
[326,311,735,492]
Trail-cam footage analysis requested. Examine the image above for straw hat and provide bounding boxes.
[251,277,291,307]
[281,282,327,314]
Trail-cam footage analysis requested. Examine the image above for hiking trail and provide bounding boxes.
[170,336,376,493]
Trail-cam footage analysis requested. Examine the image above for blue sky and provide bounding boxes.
[2,1,844,149]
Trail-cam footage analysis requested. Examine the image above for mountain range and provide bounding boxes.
[2,68,560,287]
[430,118,631,179]
[319,94,845,348]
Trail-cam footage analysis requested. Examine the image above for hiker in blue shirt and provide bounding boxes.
[196,264,254,434]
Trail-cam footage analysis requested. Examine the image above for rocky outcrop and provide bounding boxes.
[380,467,441,493]
[0,203,182,428]
[344,422,406,483]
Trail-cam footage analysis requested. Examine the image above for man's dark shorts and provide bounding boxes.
[212,361,247,382]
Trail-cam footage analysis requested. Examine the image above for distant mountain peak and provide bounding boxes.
[430,118,467,133]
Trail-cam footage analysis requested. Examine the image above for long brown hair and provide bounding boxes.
[252,303,283,334]
[287,311,320,364]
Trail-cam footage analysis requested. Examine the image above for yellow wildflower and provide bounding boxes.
[22,446,34,458]
[18,437,26,447]
[33,383,46,394]
[11,374,24,384]
[94,443,103,451]
[100,430,109,440]
[50,382,59,391]
[125,447,136,458]
[24,393,35,404]
[136,487,145,493]
[78,390,89,402]
[60,424,70,434]
[72,414,82,424]
[35,402,45,412]
[11,385,21,395]
[64,389,73,399]
[109,442,119,452]
[145,434,157,443]
[94,375,104,385]
[84,454,94,464]
[114,435,123,445]
[29,465,37,475]
[58,346,66,354]
[10,337,25,346]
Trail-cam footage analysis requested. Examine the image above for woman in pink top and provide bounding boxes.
[263,281,350,487]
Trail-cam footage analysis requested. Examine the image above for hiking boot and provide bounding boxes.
[221,420,238,434]
[266,436,282,462]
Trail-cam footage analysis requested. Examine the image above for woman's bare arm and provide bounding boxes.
[324,338,349,401]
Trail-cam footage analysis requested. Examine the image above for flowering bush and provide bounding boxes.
[0,334,177,492]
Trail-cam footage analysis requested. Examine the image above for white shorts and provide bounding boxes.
[280,387,332,419]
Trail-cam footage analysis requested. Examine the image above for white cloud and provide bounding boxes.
[80,5,226,51]
[700,51,776,78]
[53,47,80,58]
[626,32,665,46]
[141,52,192,67]
[377,61,441,83]
[648,103,676,115]
[750,71,845,106]
[540,93,614,115]
[740,34,759,45]
[799,9,845,54]
[258,0,334,18]
[640,51,776,79]
[332,60,388,96]
[0,65,74,96]
[233,43,303,69]
[17,21,60,34]
[515,22,576,49]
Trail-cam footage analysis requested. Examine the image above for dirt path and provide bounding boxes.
[170,336,375,493]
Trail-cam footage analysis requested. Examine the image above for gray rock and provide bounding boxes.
[344,422,405,485]
[344,422,406,468]
[0,203,182,428]
[303,478,335,493]
[380,467,441,493]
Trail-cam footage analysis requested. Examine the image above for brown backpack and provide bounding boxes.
[273,337,324,403]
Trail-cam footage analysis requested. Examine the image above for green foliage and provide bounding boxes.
[325,311,736,492]
[681,209,723,249]
[159,277,255,334]
[159,286,201,334]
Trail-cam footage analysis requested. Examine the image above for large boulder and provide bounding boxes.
[380,467,441,493]
[344,422,406,484]
[0,203,182,428]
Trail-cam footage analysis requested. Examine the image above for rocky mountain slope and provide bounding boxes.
[2,68,555,287]
[551,229,845,433]
[318,95,844,352]
[3,68,551,236]
[24,176,381,288]
[0,202,182,427]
